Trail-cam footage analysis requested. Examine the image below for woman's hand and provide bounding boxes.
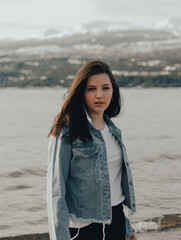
[126,233,137,240]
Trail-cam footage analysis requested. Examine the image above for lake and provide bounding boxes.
[0,88,181,237]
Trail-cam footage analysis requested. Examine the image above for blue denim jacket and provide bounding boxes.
[46,114,136,240]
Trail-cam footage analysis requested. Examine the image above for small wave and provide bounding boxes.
[157,135,172,139]
[135,214,181,232]
[25,217,47,225]
[135,221,159,232]
[9,171,24,178]
[6,185,32,191]
[0,171,23,178]
[0,168,46,178]
[0,225,11,230]
[160,154,181,161]
[23,168,46,176]
[27,206,45,212]
[142,157,156,163]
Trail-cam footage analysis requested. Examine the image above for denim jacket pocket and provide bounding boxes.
[71,148,98,175]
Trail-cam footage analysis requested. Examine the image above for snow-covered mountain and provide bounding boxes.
[82,20,135,32]
[40,21,137,39]
[42,17,181,39]
[153,17,181,32]
[0,17,181,42]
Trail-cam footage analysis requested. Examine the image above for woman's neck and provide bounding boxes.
[90,113,105,130]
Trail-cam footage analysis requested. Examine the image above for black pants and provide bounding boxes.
[69,202,126,240]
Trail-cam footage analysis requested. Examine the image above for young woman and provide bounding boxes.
[46,61,137,240]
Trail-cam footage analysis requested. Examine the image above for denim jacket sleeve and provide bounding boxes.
[125,216,135,237]
[46,133,72,240]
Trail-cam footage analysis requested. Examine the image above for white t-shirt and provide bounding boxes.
[101,123,125,206]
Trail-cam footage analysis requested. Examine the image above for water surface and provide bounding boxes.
[0,88,180,237]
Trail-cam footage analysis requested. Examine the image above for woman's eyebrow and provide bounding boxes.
[86,85,96,87]
[87,83,111,87]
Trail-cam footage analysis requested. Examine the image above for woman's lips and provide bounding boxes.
[94,101,104,106]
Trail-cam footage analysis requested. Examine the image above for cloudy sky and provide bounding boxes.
[0,0,180,39]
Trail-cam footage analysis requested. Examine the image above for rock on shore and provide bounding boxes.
[135,213,181,232]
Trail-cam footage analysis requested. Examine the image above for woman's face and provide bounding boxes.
[84,73,113,117]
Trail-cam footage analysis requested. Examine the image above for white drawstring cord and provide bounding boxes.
[71,228,80,240]
[102,223,106,240]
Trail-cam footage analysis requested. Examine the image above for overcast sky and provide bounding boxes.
[0,0,180,39]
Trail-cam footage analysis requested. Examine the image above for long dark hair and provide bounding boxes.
[48,60,121,142]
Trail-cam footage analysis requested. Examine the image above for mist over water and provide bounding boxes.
[0,88,181,237]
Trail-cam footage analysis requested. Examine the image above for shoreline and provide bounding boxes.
[1,228,181,240]
[134,213,181,233]
[0,86,181,90]
[0,214,181,240]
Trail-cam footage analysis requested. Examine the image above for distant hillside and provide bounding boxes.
[0,23,181,88]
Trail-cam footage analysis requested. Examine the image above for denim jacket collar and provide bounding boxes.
[84,107,122,140]
[84,107,96,128]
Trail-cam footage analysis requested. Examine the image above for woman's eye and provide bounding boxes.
[87,88,95,91]
[103,87,110,90]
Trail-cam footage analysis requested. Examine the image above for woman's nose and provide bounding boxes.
[96,89,103,98]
